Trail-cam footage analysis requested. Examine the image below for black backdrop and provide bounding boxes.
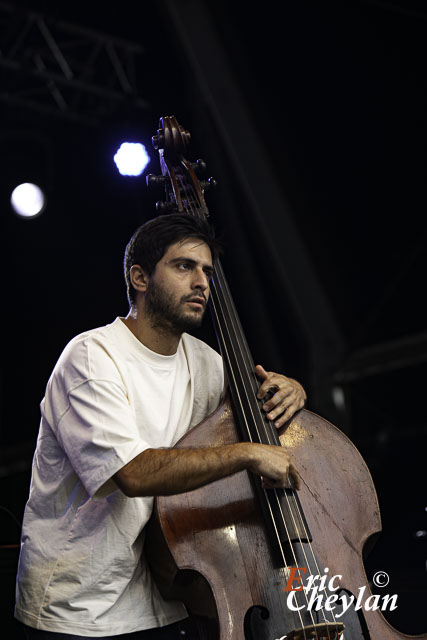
[1,0,426,635]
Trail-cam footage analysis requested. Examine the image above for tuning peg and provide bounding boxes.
[195,159,206,174]
[188,160,205,174]
[152,132,164,151]
[200,177,217,191]
[146,173,167,188]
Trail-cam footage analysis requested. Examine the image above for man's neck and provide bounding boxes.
[122,309,181,356]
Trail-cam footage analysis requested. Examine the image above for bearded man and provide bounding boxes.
[15,214,306,639]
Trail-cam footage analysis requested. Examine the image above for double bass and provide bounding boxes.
[145,116,426,640]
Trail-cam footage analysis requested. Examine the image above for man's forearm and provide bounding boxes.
[114,443,255,497]
[114,441,298,497]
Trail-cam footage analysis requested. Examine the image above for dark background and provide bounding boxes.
[1,0,426,636]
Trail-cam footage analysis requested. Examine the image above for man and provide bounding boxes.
[15,214,306,639]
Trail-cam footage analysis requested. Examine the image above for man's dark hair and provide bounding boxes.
[124,214,220,306]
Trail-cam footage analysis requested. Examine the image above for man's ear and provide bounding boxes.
[129,264,149,295]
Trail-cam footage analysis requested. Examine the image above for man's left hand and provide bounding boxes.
[255,364,306,428]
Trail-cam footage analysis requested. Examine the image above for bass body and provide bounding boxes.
[147,395,425,640]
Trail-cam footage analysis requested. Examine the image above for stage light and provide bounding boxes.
[113,142,150,176]
[331,385,345,410]
[11,183,46,218]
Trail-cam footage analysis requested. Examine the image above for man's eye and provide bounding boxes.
[178,263,190,270]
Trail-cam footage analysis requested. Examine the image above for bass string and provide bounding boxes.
[209,302,315,637]
[175,173,313,635]
[211,261,339,635]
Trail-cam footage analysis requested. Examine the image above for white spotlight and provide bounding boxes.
[113,142,150,176]
[11,183,46,218]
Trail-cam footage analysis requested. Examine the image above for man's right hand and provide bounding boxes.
[245,442,300,490]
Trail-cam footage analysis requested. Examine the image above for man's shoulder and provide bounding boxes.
[51,319,124,386]
[58,320,115,359]
[64,320,118,349]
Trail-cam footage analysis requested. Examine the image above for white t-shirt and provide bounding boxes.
[15,318,224,637]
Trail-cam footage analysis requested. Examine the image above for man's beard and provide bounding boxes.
[145,279,207,335]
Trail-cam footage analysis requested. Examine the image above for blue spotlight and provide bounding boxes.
[113,142,150,176]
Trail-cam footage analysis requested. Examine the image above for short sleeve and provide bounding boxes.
[56,378,150,498]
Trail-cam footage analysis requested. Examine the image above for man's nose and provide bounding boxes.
[192,268,209,291]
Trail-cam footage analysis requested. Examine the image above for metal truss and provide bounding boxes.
[0,2,149,125]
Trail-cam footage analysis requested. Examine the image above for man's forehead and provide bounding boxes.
[164,237,212,261]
